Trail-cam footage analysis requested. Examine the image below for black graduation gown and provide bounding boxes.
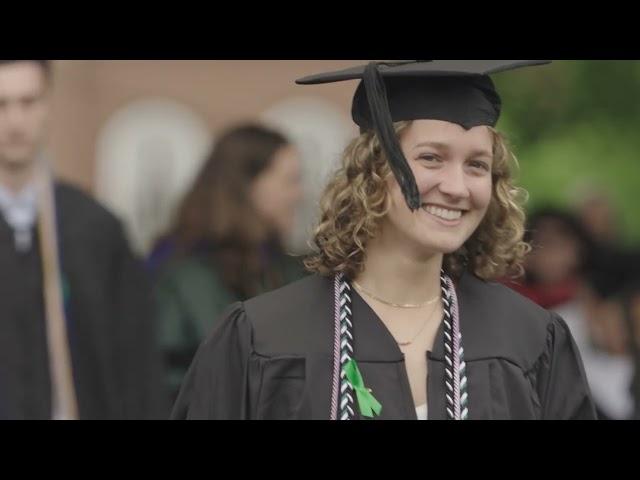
[172,272,597,420]
[0,182,166,419]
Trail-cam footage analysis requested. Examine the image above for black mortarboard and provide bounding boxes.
[296,60,551,210]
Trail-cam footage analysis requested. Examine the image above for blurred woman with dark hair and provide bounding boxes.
[508,207,596,309]
[153,124,305,402]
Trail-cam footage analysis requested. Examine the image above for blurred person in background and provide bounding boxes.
[507,207,636,419]
[152,123,306,404]
[572,186,640,418]
[0,60,165,419]
[573,187,621,249]
[570,185,640,315]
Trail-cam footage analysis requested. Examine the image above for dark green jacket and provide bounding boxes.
[154,252,306,402]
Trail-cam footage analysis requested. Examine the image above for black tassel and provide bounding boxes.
[363,62,421,211]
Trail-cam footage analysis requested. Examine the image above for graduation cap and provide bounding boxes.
[296,60,551,211]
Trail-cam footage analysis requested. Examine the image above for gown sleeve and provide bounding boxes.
[536,313,598,420]
[170,302,253,419]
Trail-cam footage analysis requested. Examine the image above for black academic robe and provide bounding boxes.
[172,272,597,420]
[0,182,166,419]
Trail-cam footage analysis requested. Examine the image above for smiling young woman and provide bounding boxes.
[172,61,596,420]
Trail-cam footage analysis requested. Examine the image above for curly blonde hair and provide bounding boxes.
[304,121,530,281]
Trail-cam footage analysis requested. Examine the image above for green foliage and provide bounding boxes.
[494,61,640,243]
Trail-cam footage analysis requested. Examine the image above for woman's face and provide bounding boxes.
[250,144,303,239]
[381,120,494,257]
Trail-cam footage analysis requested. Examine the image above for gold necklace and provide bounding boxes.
[352,280,440,309]
[396,300,441,347]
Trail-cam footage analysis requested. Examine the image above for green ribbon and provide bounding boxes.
[344,359,382,418]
